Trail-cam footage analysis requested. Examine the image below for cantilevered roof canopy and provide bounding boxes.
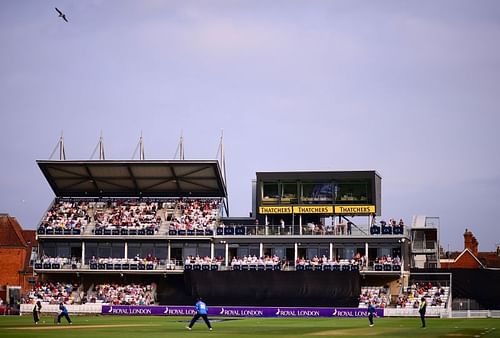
[37,160,227,198]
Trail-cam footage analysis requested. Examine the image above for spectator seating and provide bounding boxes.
[37,199,90,234]
[25,282,80,305]
[396,282,449,308]
[167,199,220,235]
[358,286,390,308]
[89,256,159,271]
[94,199,161,234]
[230,255,282,271]
[184,256,223,271]
[88,283,156,305]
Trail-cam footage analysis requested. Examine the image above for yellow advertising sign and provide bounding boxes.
[259,206,293,214]
[292,205,333,214]
[334,205,375,214]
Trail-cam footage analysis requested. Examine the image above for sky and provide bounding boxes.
[1,1,499,252]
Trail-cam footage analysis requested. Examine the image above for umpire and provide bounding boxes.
[186,298,212,331]
[418,297,427,328]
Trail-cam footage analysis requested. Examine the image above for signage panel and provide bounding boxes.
[334,205,375,214]
[101,305,384,318]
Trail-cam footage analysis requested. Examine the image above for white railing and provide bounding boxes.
[20,303,102,315]
[384,307,445,317]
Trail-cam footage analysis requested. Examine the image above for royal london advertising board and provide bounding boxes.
[102,305,384,318]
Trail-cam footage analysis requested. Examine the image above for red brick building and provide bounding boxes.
[440,229,500,269]
[0,214,37,301]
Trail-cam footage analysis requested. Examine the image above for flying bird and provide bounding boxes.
[55,7,68,22]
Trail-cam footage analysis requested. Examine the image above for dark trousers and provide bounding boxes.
[33,310,40,323]
[420,313,425,327]
[57,313,72,323]
[368,314,374,325]
[189,313,211,329]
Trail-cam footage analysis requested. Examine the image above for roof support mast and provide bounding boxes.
[90,131,106,160]
[173,131,185,160]
[216,130,229,216]
[132,132,145,160]
[49,132,66,160]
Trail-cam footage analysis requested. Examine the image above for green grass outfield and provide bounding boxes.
[0,315,498,338]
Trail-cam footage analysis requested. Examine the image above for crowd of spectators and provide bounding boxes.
[371,218,405,235]
[168,199,220,231]
[94,200,161,232]
[24,282,79,304]
[396,282,448,308]
[230,255,281,269]
[358,286,390,308]
[296,251,365,267]
[89,254,160,269]
[86,283,156,305]
[38,200,90,232]
[34,256,79,269]
[185,255,223,266]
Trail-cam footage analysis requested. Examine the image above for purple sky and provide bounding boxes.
[1,1,499,251]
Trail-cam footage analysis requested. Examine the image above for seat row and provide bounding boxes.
[370,226,404,235]
[34,262,63,269]
[37,228,81,235]
[94,228,156,235]
[296,264,359,271]
[184,264,220,271]
[374,263,401,271]
[90,262,157,270]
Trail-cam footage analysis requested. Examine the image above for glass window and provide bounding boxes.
[155,244,167,260]
[249,246,260,257]
[97,243,111,258]
[57,245,70,258]
[198,244,210,258]
[111,242,125,258]
[319,247,329,258]
[307,248,318,260]
[301,182,333,203]
[335,182,369,202]
[214,245,225,260]
[42,243,56,257]
[281,183,298,204]
[141,243,154,257]
[262,182,279,203]
[238,247,249,257]
[128,243,140,258]
[85,243,97,261]
[343,247,356,260]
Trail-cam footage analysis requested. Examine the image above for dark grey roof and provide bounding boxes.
[37,160,227,198]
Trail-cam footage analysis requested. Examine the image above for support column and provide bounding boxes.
[299,215,303,235]
[329,242,333,261]
[210,241,215,260]
[124,242,128,259]
[225,243,229,267]
[265,215,269,235]
[365,242,369,268]
[81,241,85,265]
[167,241,171,264]
[259,242,264,258]
[294,242,298,264]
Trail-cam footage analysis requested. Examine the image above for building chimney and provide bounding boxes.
[463,229,478,256]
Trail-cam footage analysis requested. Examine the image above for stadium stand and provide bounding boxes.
[396,282,450,309]
[358,286,390,308]
[24,282,82,304]
[87,283,157,305]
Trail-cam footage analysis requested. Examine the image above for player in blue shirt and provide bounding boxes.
[367,301,376,327]
[57,302,72,324]
[187,298,212,331]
